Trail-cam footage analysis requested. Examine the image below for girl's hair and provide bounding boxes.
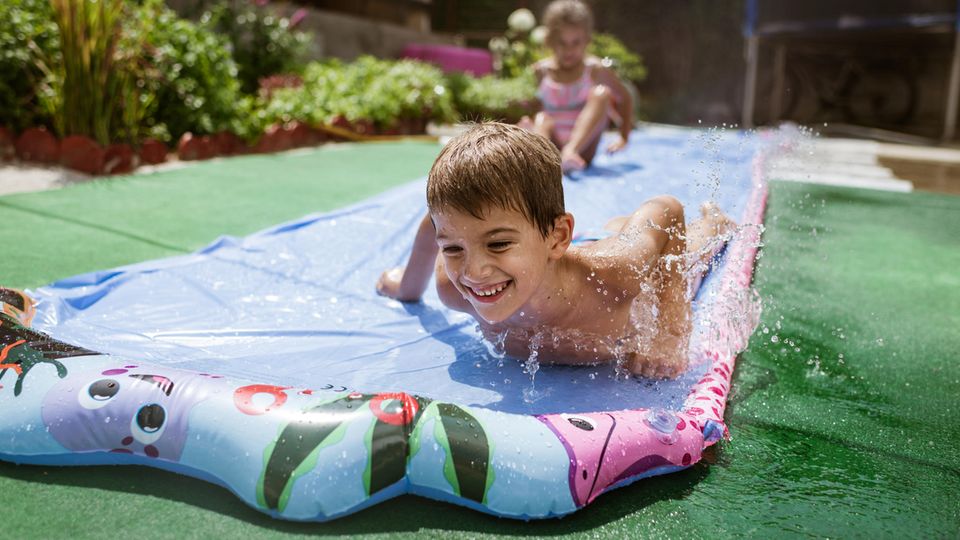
[427,122,564,238]
[543,0,594,43]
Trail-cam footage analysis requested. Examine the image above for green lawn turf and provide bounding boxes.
[1,141,442,289]
[1,146,958,538]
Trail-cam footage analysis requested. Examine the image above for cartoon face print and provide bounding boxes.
[538,412,616,507]
[41,365,221,461]
[538,409,694,507]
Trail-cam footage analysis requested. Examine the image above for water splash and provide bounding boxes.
[522,331,543,403]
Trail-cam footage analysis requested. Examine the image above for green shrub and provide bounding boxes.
[206,1,312,94]
[259,84,317,127]
[449,72,537,123]
[589,33,647,84]
[227,94,267,142]
[128,0,243,142]
[0,0,58,131]
[364,59,456,126]
[259,57,455,130]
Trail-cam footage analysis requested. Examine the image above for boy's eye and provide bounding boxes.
[488,241,512,251]
[442,245,463,255]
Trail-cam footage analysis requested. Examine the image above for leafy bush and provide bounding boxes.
[127,0,244,142]
[0,0,59,131]
[206,1,312,94]
[448,72,537,123]
[589,33,647,83]
[364,59,457,126]
[259,57,456,130]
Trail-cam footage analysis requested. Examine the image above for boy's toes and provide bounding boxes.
[701,202,735,235]
[700,201,721,218]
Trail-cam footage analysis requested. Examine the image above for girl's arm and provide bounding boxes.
[593,65,634,149]
[376,213,438,301]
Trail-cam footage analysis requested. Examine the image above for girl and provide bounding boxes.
[521,0,635,171]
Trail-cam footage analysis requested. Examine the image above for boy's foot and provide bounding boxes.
[700,202,735,237]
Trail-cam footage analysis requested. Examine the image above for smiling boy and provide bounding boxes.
[377,123,731,378]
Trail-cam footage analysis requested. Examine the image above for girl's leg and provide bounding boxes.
[561,85,611,170]
[533,111,556,143]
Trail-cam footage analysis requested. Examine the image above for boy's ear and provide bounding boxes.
[548,213,574,259]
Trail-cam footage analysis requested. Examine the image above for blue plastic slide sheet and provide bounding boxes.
[29,125,761,417]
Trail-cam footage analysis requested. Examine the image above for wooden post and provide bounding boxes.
[742,35,759,129]
[944,27,960,141]
[769,43,786,124]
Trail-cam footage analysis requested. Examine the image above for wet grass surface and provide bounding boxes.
[1,170,958,537]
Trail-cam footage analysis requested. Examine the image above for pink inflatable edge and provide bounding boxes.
[535,143,770,507]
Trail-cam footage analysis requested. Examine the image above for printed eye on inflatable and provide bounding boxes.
[0,127,773,521]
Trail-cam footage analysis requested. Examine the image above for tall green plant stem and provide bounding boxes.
[49,0,125,145]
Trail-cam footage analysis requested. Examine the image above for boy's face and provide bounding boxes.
[550,25,590,71]
[433,206,566,324]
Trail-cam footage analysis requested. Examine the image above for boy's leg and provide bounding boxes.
[686,203,735,257]
[621,196,692,378]
[561,85,611,170]
[682,202,736,297]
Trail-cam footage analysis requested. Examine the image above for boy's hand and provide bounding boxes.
[377,267,417,301]
[606,134,628,154]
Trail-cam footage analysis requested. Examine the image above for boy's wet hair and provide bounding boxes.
[543,0,594,43]
[427,122,563,237]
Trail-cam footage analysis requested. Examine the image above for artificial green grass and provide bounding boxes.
[1,164,958,537]
[0,141,442,289]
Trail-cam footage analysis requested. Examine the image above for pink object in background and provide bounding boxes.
[401,43,493,76]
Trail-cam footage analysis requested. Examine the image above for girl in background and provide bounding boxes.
[520,0,635,171]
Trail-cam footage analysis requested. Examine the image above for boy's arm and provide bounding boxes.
[376,213,438,302]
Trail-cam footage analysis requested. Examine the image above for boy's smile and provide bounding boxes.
[464,279,511,303]
[433,206,571,324]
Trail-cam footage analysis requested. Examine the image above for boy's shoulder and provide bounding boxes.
[565,239,646,294]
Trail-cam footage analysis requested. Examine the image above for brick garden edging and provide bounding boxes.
[1,119,429,176]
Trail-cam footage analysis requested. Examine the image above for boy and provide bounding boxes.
[377,123,731,378]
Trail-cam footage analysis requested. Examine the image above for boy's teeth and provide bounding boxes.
[474,283,506,296]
